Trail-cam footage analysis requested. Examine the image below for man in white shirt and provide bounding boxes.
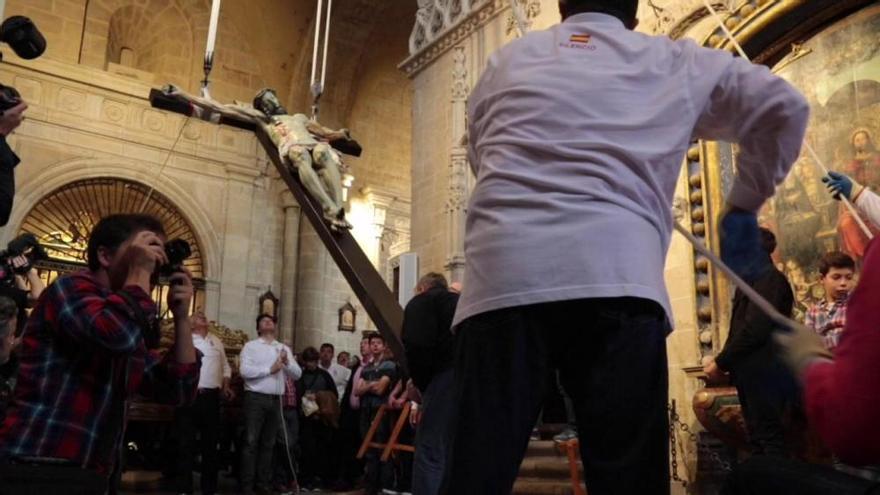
[319,342,352,399]
[239,314,302,495]
[446,0,809,493]
[173,311,233,495]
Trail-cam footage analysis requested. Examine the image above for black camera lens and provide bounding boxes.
[0,16,46,60]
[159,238,192,277]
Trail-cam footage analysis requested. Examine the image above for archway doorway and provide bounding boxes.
[18,177,207,314]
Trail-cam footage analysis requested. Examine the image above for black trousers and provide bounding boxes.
[441,297,670,495]
[299,416,334,486]
[174,388,221,494]
[240,391,282,492]
[722,455,880,494]
[732,358,802,457]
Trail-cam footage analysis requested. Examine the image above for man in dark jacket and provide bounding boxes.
[705,228,798,456]
[401,272,459,495]
[0,101,28,226]
[296,346,338,491]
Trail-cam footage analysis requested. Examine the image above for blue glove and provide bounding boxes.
[822,171,862,201]
[719,209,771,284]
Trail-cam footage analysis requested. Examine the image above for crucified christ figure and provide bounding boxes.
[161,85,353,230]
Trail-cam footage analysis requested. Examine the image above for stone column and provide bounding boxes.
[279,191,301,345]
[294,218,329,349]
[217,164,260,332]
[445,45,470,283]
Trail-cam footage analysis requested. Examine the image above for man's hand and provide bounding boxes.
[410,403,421,427]
[9,255,28,272]
[719,206,771,284]
[167,268,193,319]
[823,171,863,201]
[111,231,167,291]
[270,355,284,374]
[703,357,725,382]
[0,101,27,137]
[775,323,833,378]
[222,383,235,401]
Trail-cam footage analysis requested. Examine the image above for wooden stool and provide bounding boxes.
[357,402,416,462]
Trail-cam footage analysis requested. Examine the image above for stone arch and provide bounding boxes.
[19,177,207,279]
[81,0,200,87]
[5,158,221,280]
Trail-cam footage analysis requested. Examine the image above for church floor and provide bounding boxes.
[119,470,365,494]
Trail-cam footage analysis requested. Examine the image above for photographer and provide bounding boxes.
[0,100,27,226]
[0,214,200,493]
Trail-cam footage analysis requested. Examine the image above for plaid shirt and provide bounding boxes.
[283,373,297,408]
[804,298,848,351]
[0,270,200,472]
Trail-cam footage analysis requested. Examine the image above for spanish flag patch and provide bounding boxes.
[570,34,591,44]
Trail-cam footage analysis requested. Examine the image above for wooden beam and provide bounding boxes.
[149,89,405,366]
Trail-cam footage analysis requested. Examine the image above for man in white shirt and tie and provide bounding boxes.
[445,0,809,494]
[174,311,232,495]
[239,314,302,495]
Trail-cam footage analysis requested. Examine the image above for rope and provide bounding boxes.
[673,222,804,332]
[309,0,334,119]
[309,0,324,90]
[139,118,190,213]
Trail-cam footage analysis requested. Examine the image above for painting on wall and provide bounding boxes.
[754,5,880,318]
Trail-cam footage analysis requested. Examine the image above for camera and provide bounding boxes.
[159,238,191,279]
[0,233,47,288]
[0,15,46,112]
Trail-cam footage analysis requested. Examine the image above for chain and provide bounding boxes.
[668,400,733,483]
[668,400,690,486]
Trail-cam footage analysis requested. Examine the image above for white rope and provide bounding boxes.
[139,118,190,213]
[673,222,804,332]
[310,0,324,89]
[700,0,873,240]
[320,0,334,89]
[700,0,748,59]
[803,140,874,239]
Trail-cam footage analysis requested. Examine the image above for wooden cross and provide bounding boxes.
[149,89,406,365]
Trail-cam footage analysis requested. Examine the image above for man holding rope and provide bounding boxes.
[444,0,809,493]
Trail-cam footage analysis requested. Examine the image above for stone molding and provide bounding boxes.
[1,58,261,169]
[401,0,505,78]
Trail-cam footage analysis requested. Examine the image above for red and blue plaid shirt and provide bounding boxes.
[805,298,848,351]
[0,270,200,472]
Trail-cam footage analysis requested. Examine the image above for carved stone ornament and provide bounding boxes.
[402,0,513,77]
[451,46,469,100]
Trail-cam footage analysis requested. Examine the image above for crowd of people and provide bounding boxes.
[162,272,460,495]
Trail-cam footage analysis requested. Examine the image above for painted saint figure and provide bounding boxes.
[838,128,880,259]
[160,85,353,230]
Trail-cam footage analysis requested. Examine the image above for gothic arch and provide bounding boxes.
[5,158,221,280]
